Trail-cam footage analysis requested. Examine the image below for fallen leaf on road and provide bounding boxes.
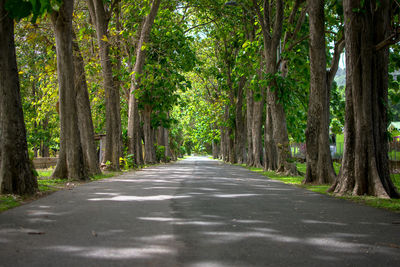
[27,231,45,235]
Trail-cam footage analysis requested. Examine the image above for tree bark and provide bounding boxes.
[251,90,264,167]
[0,0,38,194]
[235,77,246,164]
[72,30,101,176]
[264,104,278,170]
[127,0,161,166]
[246,86,254,166]
[143,105,156,164]
[88,0,121,170]
[329,0,399,198]
[304,0,337,184]
[51,0,88,181]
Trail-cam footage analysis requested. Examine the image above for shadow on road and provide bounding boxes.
[0,157,399,266]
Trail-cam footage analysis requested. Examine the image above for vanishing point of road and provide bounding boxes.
[1,156,400,266]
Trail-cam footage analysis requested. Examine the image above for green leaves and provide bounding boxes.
[5,0,32,20]
[5,0,61,22]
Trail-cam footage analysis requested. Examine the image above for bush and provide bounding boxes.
[155,145,166,162]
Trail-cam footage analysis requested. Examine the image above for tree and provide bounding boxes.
[329,0,399,198]
[51,0,88,180]
[304,0,343,184]
[72,29,101,176]
[88,0,122,170]
[0,0,38,194]
[127,0,161,165]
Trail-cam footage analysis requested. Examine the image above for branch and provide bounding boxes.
[327,35,345,86]
[184,20,215,33]
[375,27,400,51]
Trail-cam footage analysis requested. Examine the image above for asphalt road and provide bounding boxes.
[1,156,400,267]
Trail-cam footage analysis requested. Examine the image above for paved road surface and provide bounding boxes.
[1,156,400,266]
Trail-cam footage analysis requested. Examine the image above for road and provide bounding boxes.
[1,156,400,266]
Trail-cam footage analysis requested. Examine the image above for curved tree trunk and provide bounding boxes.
[88,0,121,170]
[72,30,101,176]
[51,0,88,181]
[304,0,336,184]
[0,0,38,194]
[329,0,399,198]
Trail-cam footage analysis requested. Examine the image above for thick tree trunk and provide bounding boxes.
[143,105,156,164]
[0,0,38,194]
[329,0,399,198]
[127,0,161,166]
[264,105,278,170]
[235,77,246,164]
[164,127,171,161]
[304,0,336,184]
[251,91,264,167]
[88,0,121,170]
[246,87,254,166]
[72,30,101,176]
[51,0,88,181]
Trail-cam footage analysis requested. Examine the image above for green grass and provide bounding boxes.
[0,195,20,212]
[0,168,122,213]
[238,161,400,212]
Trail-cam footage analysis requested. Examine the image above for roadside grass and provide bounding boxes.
[0,168,122,213]
[1,158,181,213]
[238,162,400,212]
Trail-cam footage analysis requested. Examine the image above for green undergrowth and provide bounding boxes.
[238,162,400,212]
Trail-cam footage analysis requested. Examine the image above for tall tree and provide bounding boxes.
[304,0,341,184]
[329,0,399,198]
[0,0,38,194]
[127,0,161,165]
[51,0,88,180]
[72,29,101,176]
[88,0,122,170]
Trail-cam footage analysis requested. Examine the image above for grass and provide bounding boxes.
[0,168,122,213]
[0,195,20,212]
[238,162,400,212]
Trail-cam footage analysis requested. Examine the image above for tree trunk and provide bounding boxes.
[164,127,171,161]
[0,0,38,194]
[329,0,399,198]
[41,118,50,157]
[88,0,121,170]
[127,0,161,166]
[246,86,254,166]
[235,77,246,164]
[251,91,264,167]
[51,0,88,181]
[143,105,156,164]
[264,104,278,170]
[72,30,101,176]
[304,0,336,184]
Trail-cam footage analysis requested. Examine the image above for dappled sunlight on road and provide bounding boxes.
[0,156,399,266]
